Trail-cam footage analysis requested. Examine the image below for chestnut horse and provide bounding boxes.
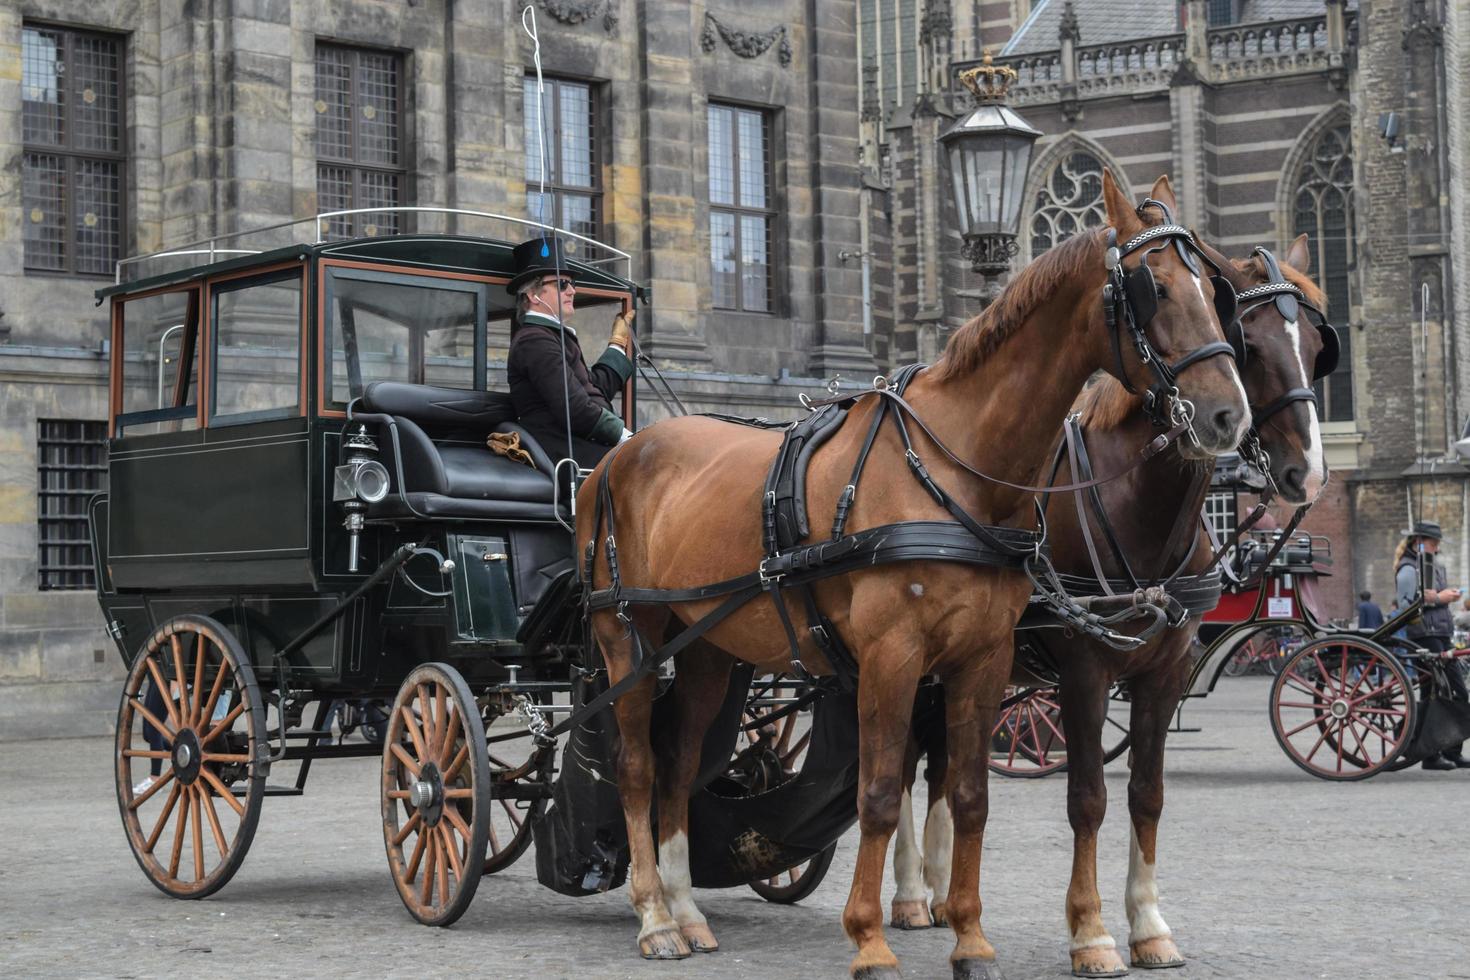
[890,234,1331,977]
[575,174,1249,979]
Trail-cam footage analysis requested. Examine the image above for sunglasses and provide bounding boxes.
[540,278,575,293]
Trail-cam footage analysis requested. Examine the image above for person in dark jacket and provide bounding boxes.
[1395,520,1468,769]
[505,236,634,469]
[1355,591,1384,630]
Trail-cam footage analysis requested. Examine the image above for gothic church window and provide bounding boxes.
[524,76,603,244]
[22,25,125,276]
[1291,123,1354,422]
[1029,151,1106,256]
[315,44,405,240]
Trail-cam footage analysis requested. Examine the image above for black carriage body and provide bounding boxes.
[91,236,636,696]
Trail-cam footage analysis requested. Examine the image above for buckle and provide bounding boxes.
[758,557,784,586]
[810,623,830,646]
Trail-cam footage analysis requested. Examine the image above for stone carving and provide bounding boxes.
[539,0,619,34]
[700,12,792,67]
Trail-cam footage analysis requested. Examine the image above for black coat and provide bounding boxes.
[507,314,631,468]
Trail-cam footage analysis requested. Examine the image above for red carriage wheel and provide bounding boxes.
[382,663,491,926]
[114,614,266,899]
[990,686,1070,777]
[1269,636,1416,780]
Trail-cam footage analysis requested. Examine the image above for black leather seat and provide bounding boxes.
[356,382,564,522]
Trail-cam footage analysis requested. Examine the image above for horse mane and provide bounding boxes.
[932,228,1105,381]
[1241,256,1327,310]
[1075,373,1140,429]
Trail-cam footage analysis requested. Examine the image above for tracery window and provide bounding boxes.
[1291,123,1354,422]
[1028,151,1106,257]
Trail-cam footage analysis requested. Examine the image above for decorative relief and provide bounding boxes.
[700,12,792,67]
[540,0,619,34]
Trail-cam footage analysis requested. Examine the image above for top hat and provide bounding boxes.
[1405,520,1445,541]
[507,235,574,294]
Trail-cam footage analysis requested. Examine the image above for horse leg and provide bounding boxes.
[843,640,924,979]
[890,736,933,929]
[654,646,732,953]
[1059,672,1127,978]
[922,717,953,928]
[942,665,1008,980]
[1124,664,1189,971]
[596,613,690,960]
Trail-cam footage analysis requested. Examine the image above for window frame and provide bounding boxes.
[314,41,409,240]
[37,418,109,591]
[707,102,778,315]
[523,73,605,243]
[21,22,128,278]
[1290,122,1355,423]
[110,284,204,438]
[208,263,310,428]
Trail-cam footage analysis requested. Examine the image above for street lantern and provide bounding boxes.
[939,50,1042,284]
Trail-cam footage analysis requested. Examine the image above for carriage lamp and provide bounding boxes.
[939,50,1042,289]
[334,425,391,572]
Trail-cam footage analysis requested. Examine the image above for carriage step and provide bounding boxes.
[232,784,305,798]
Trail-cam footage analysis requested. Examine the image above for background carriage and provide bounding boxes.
[96,214,856,923]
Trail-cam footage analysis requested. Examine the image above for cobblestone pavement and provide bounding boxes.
[3,677,1469,980]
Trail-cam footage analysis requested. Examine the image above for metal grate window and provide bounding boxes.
[22,25,125,276]
[315,43,405,240]
[708,104,776,313]
[38,420,108,591]
[523,75,603,244]
[1204,491,1238,545]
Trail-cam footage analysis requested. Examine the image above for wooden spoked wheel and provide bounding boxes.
[482,744,552,876]
[989,684,1131,778]
[114,614,265,899]
[381,663,491,926]
[740,675,835,904]
[1270,637,1416,781]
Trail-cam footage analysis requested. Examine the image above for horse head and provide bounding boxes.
[1100,172,1249,459]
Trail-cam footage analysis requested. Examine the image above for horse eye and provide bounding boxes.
[1155,285,1168,300]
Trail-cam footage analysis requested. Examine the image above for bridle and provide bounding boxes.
[1102,200,1243,430]
[1233,246,1341,431]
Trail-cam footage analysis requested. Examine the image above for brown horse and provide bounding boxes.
[890,234,1330,977]
[575,173,1248,979]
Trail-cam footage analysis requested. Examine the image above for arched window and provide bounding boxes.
[1029,151,1106,256]
[1292,123,1354,421]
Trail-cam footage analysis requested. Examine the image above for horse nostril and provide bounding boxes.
[1212,407,1240,440]
[1281,465,1306,494]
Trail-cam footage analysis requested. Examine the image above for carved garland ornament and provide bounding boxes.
[700,12,793,67]
[539,0,619,34]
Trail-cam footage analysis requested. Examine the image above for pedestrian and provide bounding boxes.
[1395,520,1468,770]
[1356,590,1384,630]
[1455,597,1470,633]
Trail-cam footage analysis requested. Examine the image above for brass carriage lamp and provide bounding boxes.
[939,50,1042,288]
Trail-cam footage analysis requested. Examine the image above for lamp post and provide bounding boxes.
[939,50,1042,302]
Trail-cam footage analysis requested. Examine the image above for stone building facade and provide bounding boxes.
[862,0,1470,622]
[0,0,870,737]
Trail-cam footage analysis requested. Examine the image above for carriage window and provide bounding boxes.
[116,289,200,435]
[323,267,487,410]
[212,268,304,423]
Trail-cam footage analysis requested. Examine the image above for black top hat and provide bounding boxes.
[1406,520,1445,541]
[507,235,574,294]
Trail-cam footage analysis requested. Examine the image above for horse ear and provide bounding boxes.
[1149,175,1178,214]
[1102,169,1139,236]
[1284,233,1311,274]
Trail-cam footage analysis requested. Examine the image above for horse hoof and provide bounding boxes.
[952,957,1006,980]
[931,902,949,928]
[680,922,719,953]
[1072,945,1129,977]
[1129,937,1184,970]
[639,927,692,960]
[852,965,903,980]
[890,899,934,930]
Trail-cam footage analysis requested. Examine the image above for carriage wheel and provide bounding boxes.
[482,743,552,876]
[1270,637,1416,781]
[990,685,1131,777]
[114,614,265,899]
[738,675,835,904]
[381,663,491,926]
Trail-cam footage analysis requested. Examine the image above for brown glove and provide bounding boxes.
[610,309,634,353]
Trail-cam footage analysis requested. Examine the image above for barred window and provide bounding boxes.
[1293,123,1354,422]
[708,104,775,313]
[1204,490,1238,544]
[38,420,108,591]
[22,25,125,276]
[315,44,405,240]
[1206,0,1238,27]
[1029,151,1105,257]
[523,76,602,243]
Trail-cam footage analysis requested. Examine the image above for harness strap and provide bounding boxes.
[1253,387,1317,428]
[1064,418,1124,596]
